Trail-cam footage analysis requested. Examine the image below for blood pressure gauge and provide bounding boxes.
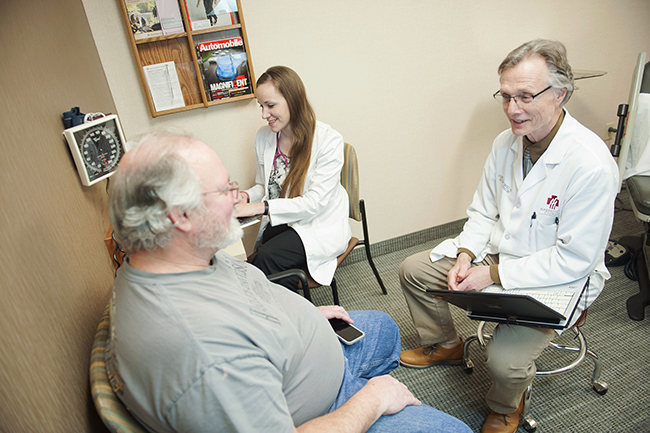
[63,114,127,186]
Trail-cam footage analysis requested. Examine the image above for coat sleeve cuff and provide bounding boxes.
[490,264,500,284]
[457,248,476,261]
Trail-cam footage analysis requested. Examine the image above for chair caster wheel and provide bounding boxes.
[463,358,474,374]
[522,415,537,432]
[593,381,609,395]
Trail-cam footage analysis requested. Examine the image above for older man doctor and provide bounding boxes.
[398,39,619,433]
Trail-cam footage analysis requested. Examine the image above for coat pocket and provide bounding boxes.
[532,213,559,251]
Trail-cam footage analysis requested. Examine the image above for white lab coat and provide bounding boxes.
[431,110,619,325]
[245,121,351,285]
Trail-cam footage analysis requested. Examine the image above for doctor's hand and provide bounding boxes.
[448,252,473,291]
[235,202,265,219]
[453,265,493,292]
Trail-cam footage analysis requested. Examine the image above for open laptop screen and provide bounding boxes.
[425,277,589,330]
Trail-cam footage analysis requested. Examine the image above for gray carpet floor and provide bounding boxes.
[308,189,650,432]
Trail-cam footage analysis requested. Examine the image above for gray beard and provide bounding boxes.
[194,213,243,251]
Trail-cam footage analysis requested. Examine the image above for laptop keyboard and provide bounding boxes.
[502,289,574,315]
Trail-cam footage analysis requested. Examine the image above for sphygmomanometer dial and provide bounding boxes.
[63,114,126,186]
[80,126,121,173]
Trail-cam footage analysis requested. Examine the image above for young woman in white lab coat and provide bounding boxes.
[236,66,351,290]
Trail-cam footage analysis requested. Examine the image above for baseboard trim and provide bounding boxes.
[344,218,467,265]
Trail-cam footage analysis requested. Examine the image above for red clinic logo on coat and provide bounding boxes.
[547,195,559,210]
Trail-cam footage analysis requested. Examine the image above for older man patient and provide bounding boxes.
[105,132,471,433]
[399,39,619,433]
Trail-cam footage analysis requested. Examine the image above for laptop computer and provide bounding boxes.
[425,277,589,330]
[238,215,262,229]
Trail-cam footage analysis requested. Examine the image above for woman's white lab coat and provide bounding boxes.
[432,110,619,314]
[245,121,351,285]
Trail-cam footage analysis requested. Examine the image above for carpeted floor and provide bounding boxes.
[308,188,650,432]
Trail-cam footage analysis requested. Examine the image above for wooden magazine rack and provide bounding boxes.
[117,0,256,117]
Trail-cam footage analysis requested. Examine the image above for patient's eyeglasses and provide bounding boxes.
[493,85,552,106]
[203,181,239,198]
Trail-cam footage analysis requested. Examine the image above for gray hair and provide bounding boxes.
[498,39,574,106]
[108,132,204,253]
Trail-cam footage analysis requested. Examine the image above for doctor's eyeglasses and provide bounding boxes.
[203,181,239,198]
[493,85,552,106]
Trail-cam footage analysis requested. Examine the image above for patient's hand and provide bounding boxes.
[317,305,353,324]
[366,375,421,416]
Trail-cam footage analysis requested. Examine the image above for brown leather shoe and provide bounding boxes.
[481,395,525,433]
[399,338,464,368]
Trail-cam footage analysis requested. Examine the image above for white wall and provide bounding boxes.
[82,0,650,246]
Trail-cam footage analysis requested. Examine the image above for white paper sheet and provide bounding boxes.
[143,61,185,112]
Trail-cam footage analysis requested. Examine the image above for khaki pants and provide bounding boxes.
[399,250,556,413]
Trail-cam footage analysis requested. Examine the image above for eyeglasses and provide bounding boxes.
[202,181,239,198]
[493,85,552,105]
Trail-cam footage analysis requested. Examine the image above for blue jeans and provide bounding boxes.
[328,310,472,433]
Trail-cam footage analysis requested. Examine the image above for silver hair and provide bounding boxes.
[108,132,204,253]
[498,39,574,106]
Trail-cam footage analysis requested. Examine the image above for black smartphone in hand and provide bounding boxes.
[329,318,365,345]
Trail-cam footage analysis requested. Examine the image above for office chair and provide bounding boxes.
[341,142,388,295]
[300,142,388,305]
[90,304,147,433]
[462,311,608,433]
[610,52,650,320]
[268,268,312,300]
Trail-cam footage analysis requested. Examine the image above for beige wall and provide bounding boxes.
[0,0,114,432]
[84,0,650,247]
[1,1,650,432]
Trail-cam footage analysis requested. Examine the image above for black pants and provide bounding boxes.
[250,224,307,292]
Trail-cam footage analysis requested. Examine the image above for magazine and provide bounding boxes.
[126,0,163,39]
[156,0,184,35]
[196,35,252,101]
[125,0,184,39]
[183,0,239,31]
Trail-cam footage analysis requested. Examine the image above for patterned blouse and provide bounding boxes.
[268,133,291,199]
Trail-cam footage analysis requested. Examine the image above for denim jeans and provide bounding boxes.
[328,310,472,433]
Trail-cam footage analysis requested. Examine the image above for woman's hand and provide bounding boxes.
[235,202,265,218]
[317,305,353,324]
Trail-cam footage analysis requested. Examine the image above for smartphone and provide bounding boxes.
[329,318,365,345]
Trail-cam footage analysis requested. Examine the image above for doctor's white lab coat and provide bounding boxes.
[245,121,351,285]
[431,110,619,317]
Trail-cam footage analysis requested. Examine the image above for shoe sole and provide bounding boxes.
[399,358,464,368]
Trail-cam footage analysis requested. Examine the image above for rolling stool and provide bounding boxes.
[462,311,608,432]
